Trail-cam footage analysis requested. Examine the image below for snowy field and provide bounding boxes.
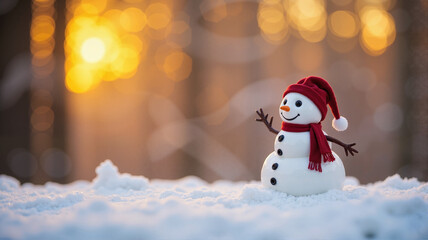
[1,160,427,240]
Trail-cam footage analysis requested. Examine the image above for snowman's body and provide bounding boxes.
[260,92,345,196]
[261,131,345,196]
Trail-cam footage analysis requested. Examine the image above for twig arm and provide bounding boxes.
[326,135,358,156]
[255,108,279,135]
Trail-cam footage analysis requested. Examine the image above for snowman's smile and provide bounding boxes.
[281,112,300,121]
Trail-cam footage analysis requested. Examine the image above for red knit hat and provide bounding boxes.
[282,76,348,131]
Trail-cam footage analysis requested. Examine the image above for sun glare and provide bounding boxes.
[80,37,106,63]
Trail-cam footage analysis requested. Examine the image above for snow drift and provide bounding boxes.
[0,160,427,240]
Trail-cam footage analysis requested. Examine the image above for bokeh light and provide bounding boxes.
[30,0,57,168]
[328,11,359,39]
[7,149,38,178]
[288,0,327,42]
[257,1,289,44]
[359,6,396,56]
[120,7,147,32]
[163,50,192,82]
[254,0,397,55]
[79,0,107,15]
[31,15,55,42]
[80,37,106,63]
[64,0,192,94]
[65,64,101,93]
[110,47,140,79]
[146,3,172,30]
[31,106,55,131]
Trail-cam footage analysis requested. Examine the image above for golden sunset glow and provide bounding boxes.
[64,0,191,93]
[61,0,397,95]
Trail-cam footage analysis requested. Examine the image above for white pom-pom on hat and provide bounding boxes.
[332,116,348,131]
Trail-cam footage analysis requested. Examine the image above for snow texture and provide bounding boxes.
[1,160,427,240]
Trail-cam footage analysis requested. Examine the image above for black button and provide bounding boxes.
[272,163,278,170]
[277,149,283,156]
[278,135,284,142]
[270,178,277,185]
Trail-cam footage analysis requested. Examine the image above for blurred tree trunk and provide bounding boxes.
[52,0,67,183]
[0,0,31,182]
[29,0,67,184]
[401,0,428,180]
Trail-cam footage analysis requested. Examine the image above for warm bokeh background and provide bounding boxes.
[0,0,427,184]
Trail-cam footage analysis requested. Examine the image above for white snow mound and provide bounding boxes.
[92,160,149,192]
[0,160,427,240]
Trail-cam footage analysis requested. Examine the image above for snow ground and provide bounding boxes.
[1,160,427,240]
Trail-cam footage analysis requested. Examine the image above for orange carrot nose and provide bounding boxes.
[280,106,290,112]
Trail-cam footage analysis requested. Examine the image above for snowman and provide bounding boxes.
[256,76,357,196]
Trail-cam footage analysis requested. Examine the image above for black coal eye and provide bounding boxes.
[283,99,287,105]
[295,100,302,107]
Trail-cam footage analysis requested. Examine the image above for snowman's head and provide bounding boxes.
[279,92,322,124]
